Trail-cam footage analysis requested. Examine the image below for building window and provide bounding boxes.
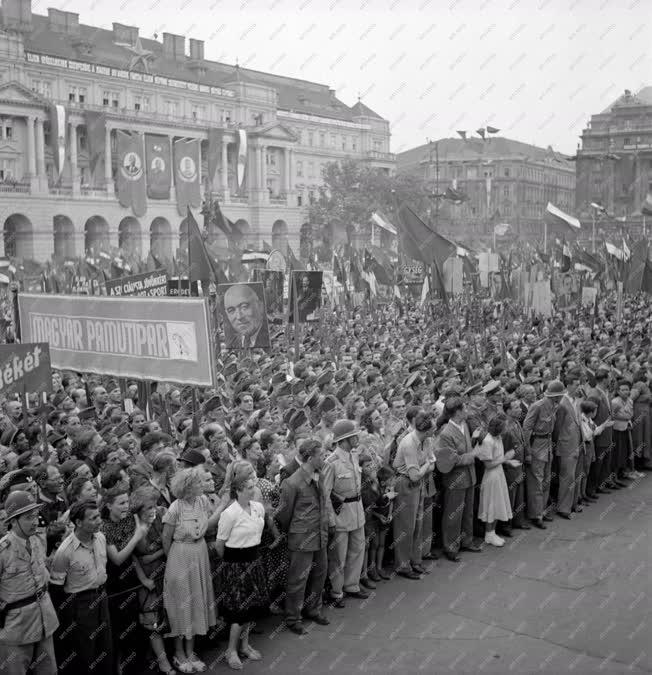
[373,139,382,152]
[319,133,325,147]
[352,139,357,151]
[297,194,303,206]
[308,190,315,204]
[31,80,52,98]
[308,131,314,146]
[43,122,51,146]
[503,186,509,197]
[342,136,346,150]
[4,124,12,140]
[266,149,277,167]
[308,162,314,178]
[221,109,232,123]
[165,100,179,117]
[504,168,510,177]
[103,90,119,107]
[330,134,336,148]
[296,160,303,177]
[192,104,206,121]
[0,159,15,181]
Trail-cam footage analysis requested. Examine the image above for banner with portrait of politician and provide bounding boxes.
[253,269,284,321]
[217,282,270,350]
[289,271,323,323]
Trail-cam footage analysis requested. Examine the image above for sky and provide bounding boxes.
[38,0,652,155]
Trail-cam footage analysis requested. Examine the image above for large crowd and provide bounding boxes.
[0,292,650,675]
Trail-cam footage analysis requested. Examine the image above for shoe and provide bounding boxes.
[172,657,194,674]
[156,657,176,675]
[396,569,422,579]
[377,569,391,580]
[605,483,619,490]
[360,577,376,590]
[557,512,572,520]
[304,613,330,626]
[460,543,482,552]
[532,519,546,530]
[225,651,243,671]
[411,564,430,575]
[542,514,554,522]
[239,645,262,661]
[497,528,513,537]
[614,480,628,488]
[443,551,461,562]
[572,505,583,513]
[286,622,308,635]
[484,532,504,547]
[324,594,345,609]
[422,552,439,560]
[513,522,531,530]
[368,569,382,582]
[187,654,206,672]
[344,589,370,599]
[633,470,646,478]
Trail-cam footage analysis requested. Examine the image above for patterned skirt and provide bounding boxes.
[216,546,270,625]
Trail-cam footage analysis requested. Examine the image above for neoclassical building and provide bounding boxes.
[0,0,394,262]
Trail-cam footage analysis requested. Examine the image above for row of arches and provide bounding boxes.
[3,214,291,262]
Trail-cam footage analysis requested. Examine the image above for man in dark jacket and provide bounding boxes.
[275,439,330,634]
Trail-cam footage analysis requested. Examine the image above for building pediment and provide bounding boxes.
[0,144,21,157]
[252,122,298,144]
[0,81,49,109]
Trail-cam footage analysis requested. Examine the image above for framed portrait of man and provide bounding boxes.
[289,271,323,323]
[253,269,284,320]
[217,282,270,349]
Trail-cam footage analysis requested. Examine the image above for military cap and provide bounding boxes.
[481,380,502,396]
[113,421,130,438]
[332,419,359,443]
[288,409,308,432]
[275,381,293,398]
[304,389,321,409]
[335,369,348,382]
[405,372,424,389]
[179,448,205,467]
[47,430,66,446]
[319,394,338,414]
[283,407,297,426]
[203,395,223,415]
[336,382,353,401]
[52,391,67,407]
[316,370,333,388]
[290,379,305,396]
[3,490,42,522]
[463,382,483,397]
[78,407,96,422]
[223,362,238,377]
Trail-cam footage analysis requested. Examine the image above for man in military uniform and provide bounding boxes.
[0,491,59,675]
[322,420,367,607]
[523,380,565,529]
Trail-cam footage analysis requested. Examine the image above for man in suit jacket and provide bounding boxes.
[223,283,270,349]
[435,397,481,562]
[276,439,330,634]
[587,368,616,495]
[552,373,583,518]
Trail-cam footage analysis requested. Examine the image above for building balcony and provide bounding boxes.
[0,181,30,194]
[363,150,396,162]
[269,193,288,205]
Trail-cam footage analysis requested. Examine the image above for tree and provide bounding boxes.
[307,159,434,258]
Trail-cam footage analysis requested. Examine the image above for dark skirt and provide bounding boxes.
[613,429,631,470]
[137,557,169,634]
[217,546,270,625]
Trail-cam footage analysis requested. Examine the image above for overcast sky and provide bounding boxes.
[44,0,651,155]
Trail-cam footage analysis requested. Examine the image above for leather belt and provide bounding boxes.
[532,433,551,438]
[342,495,361,503]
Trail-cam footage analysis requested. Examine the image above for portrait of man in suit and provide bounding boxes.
[220,282,270,349]
[290,271,322,323]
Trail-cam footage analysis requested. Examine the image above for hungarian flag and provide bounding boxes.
[116,131,147,217]
[185,207,228,288]
[145,134,171,200]
[397,203,456,270]
[174,139,201,216]
[50,104,66,179]
[625,240,649,293]
[545,202,581,233]
[212,196,234,239]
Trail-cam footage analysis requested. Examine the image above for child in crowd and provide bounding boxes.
[373,466,396,580]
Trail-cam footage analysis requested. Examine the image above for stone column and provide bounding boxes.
[284,146,290,194]
[260,144,267,204]
[221,137,229,194]
[104,126,114,196]
[69,122,80,195]
[169,135,176,201]
[25,116,37,191]
[35,117,47,192]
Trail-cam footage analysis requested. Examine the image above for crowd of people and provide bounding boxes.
[0,293,650,675]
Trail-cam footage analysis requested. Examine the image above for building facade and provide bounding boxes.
[576,88,652,237]
[0,0,394,262]
[397,137,575,242]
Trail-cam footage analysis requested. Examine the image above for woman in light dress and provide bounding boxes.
[476,415,514,547]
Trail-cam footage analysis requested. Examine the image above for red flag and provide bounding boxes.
[116,131,147,217]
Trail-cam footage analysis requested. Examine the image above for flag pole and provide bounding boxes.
[544,220,548,254]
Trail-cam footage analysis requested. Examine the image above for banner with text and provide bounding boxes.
[18,294,214,386]
[105,270,168,298]
[0,343,51,396]
[167,279,199,297]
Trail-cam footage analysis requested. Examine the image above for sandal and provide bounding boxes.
[172,656,193,674]
[240,644,262,661]
[156,655,177,675]
[226,650,243,670]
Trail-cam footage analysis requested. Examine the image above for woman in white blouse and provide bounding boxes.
[216,473,270,670]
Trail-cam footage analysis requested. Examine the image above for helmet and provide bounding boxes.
[544,380,566,398]
[3,490,42,522]
[332,419,359,444]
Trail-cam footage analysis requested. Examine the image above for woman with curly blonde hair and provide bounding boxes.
[162,467,227,673]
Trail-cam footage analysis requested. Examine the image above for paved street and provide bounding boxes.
[204,478,651,674]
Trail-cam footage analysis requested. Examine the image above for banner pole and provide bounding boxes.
[11,284,20,343]
[293,273,300,362]
[40,391,48,457]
